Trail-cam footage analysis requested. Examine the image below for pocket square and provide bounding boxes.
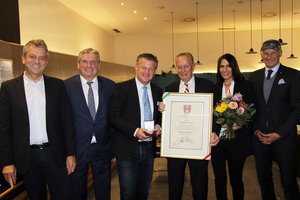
[278,78,285,85]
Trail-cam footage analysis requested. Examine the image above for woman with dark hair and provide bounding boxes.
[211,53,255,200]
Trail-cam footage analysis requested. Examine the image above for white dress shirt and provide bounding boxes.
[23,73,48,145]
[219,80,235,137]
[135,77,154,129]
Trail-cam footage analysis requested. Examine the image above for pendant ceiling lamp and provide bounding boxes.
[221,0,225,54]
[246,0,257,54]
[287,0,297,59]
[233,9,236,56]
[259,0,264,63]
[195,2,202,65]
[171,12,176,68]
[278,0,287,45]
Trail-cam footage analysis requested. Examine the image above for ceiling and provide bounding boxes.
[58,0,300,36]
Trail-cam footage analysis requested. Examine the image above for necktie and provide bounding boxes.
[184,83,189,93]
[143,86,152,120]
[143,86,152,142]
[266,69,273,80]
[87,82,96,120]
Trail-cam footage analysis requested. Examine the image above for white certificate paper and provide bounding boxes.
[161,93,213,160]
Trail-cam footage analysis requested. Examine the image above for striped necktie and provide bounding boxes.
[184,83,189,93]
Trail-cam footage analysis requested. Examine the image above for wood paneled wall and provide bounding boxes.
[0,40,135,82]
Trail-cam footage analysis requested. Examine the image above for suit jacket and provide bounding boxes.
[212,79,254,158]
[64,75,115,161]
[108,78,163,159]
[249,65,300,138]
[0,75,75,175]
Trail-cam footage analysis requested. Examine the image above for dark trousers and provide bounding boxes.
[70,143,111,200]
[211,145,246,200]
[22,147,71,200]
[252,136,300,200]
[117,142,154,200]
[167,158,208,200]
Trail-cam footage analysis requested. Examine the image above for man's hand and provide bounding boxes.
[152,124,161,136]
[209,132,220,147]
[136,128,151,140]
[255,130,281,145]
[158,102,165,113]
[2,165,17,187]
[66,155,76,175]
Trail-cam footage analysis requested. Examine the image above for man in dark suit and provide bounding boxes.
[249,39,300,199]
[0,39,76,200]
[108,53,163,200]
[166,52,214,200]
[65,48,115,200]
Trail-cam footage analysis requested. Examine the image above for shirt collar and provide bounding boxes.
[265,63,280,76]
[23,71,44,85]
[80,75,98,86]
[135,77,150,89]
[180,75,195,87]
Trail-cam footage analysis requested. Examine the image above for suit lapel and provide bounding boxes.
[16,75,29,124]
[74,76,94,121]
[96,76,103,118]
[256,69,266,104]
[195,78,201,93]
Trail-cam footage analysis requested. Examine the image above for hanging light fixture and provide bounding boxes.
[278,0,287,45]
[171,12,176,68]
[233,9,236,56]
[195,2,202,65]
[287,0,297,59]
[259,0,264,63]
[246,0,257,54]
[221,0,225,54]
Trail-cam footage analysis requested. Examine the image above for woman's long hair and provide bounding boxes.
[216,53,245,84]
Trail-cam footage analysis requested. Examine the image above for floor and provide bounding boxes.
[87,155,298,200]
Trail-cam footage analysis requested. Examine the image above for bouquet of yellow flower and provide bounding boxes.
[214,93,256,140]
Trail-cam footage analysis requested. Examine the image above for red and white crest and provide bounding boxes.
[183,105,191,114]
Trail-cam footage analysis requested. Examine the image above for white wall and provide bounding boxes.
[19,0,115,62]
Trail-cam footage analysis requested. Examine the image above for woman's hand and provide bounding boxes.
[210,132,220,146]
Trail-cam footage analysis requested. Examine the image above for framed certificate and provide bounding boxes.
[160,92,213,160]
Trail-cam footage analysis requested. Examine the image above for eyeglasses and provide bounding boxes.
[79,60,99,66]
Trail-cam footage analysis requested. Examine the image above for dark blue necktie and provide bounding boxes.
[266,69,273,80]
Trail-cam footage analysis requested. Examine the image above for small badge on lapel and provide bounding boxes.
[278,78,285,85]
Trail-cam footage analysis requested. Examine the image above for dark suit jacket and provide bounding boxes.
[249,65,300,138]
[108,78,163,159]
[212,79,254,158]
[64,75,115,161]
[0,75,75,175]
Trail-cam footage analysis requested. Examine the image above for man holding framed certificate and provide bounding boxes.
[163,52,216,200]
